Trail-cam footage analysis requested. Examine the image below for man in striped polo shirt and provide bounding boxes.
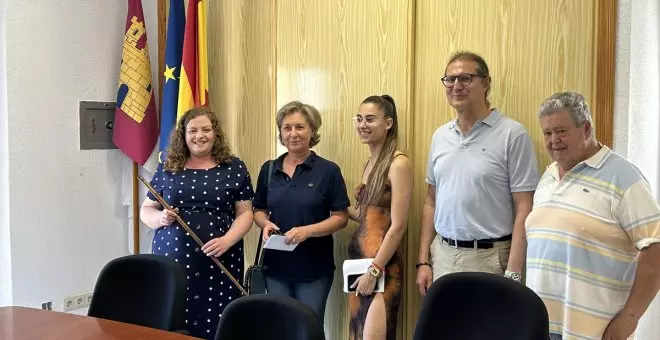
[526,91,660,339]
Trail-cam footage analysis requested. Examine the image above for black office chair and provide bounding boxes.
[413,272,549,340]
[214,294,325,340]
[88,254,187,332]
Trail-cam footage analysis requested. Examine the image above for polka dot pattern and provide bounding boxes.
[147,158,254,339]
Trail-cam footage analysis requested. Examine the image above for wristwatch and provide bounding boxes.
[368,264,383,278]
[505,270,522,283]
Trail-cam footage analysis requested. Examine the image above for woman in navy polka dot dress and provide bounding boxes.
[140,107,254,339]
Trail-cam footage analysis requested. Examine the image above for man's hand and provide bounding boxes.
[416,265,433,296]
[602,312,639,340]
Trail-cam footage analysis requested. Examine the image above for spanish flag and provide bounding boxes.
[177,0,209,119]
[113,0,158,165]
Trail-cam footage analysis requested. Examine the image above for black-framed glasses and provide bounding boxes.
[441,73,487,88]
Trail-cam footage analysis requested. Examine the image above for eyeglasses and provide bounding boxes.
[441,73,488,88]
[352,115,379,127]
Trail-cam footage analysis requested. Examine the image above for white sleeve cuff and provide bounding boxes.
[635,238,660,251]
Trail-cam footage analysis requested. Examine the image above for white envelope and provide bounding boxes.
[342,258,385,293]
[263,235,298,251]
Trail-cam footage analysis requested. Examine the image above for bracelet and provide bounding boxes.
[415,262,431,269]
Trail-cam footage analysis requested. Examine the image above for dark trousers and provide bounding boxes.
[265,274,333,326]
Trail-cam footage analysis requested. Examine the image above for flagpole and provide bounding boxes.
[133,161,140,254]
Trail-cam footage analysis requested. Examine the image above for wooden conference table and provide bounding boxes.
[0,306,201,339]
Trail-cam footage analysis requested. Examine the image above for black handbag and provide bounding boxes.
[244,160,272,295]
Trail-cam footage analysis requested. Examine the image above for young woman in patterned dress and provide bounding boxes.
[347,95,413,340]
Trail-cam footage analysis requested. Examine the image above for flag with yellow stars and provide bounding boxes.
[159,0,185,163]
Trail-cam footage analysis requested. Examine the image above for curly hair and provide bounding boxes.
[164,106,234,172]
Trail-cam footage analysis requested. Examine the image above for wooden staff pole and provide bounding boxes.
[137,175,248,296]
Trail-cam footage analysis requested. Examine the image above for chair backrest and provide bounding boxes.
[413,272,549,340]
[214,294,325,340]
[88,254,186,331]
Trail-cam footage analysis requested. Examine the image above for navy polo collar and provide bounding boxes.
[275,151,317,171]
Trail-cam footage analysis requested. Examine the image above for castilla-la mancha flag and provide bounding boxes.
[113,0,158,165]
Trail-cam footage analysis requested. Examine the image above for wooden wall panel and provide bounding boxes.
[406,1,598,338]
[158,0,618,339]
[276,1,412,339]
[592,0,617,148]
[412,0,595,173]
[207,0,275,274]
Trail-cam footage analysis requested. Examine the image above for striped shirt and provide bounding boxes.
[525,146,660,339]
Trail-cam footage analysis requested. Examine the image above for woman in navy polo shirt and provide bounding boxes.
[253,101,350,326]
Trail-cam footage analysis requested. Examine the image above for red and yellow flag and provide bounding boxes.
[113,0,158,165]
[177,0,209,119]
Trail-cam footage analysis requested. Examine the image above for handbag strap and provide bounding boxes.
[253,160,273,266]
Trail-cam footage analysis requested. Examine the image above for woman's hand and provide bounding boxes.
[351,272,378,296]
[284,226,311,245]
[202,236,232,257]
[262,222,280,241]
[159,208,179,227]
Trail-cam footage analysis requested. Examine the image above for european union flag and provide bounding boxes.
[159,0,185,162]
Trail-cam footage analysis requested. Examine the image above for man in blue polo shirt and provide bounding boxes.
[416,51,540,295]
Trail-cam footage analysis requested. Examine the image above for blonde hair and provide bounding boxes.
[276,101,322,148]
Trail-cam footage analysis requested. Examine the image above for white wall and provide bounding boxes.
[614,0,660,194]
[4,0,157,311]
[0,0,13,307]
[613,0,631,157]
[614,0,660,338]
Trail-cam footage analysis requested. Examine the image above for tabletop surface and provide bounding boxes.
[0,306,201,340]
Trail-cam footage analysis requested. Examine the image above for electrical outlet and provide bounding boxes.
[63,296,76,312]
[74,294,86,309]
[85,292,93,305]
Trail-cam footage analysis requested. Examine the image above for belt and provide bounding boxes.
[440,234,512,249]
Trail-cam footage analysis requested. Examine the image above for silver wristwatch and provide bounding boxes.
[504,270,522,283]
